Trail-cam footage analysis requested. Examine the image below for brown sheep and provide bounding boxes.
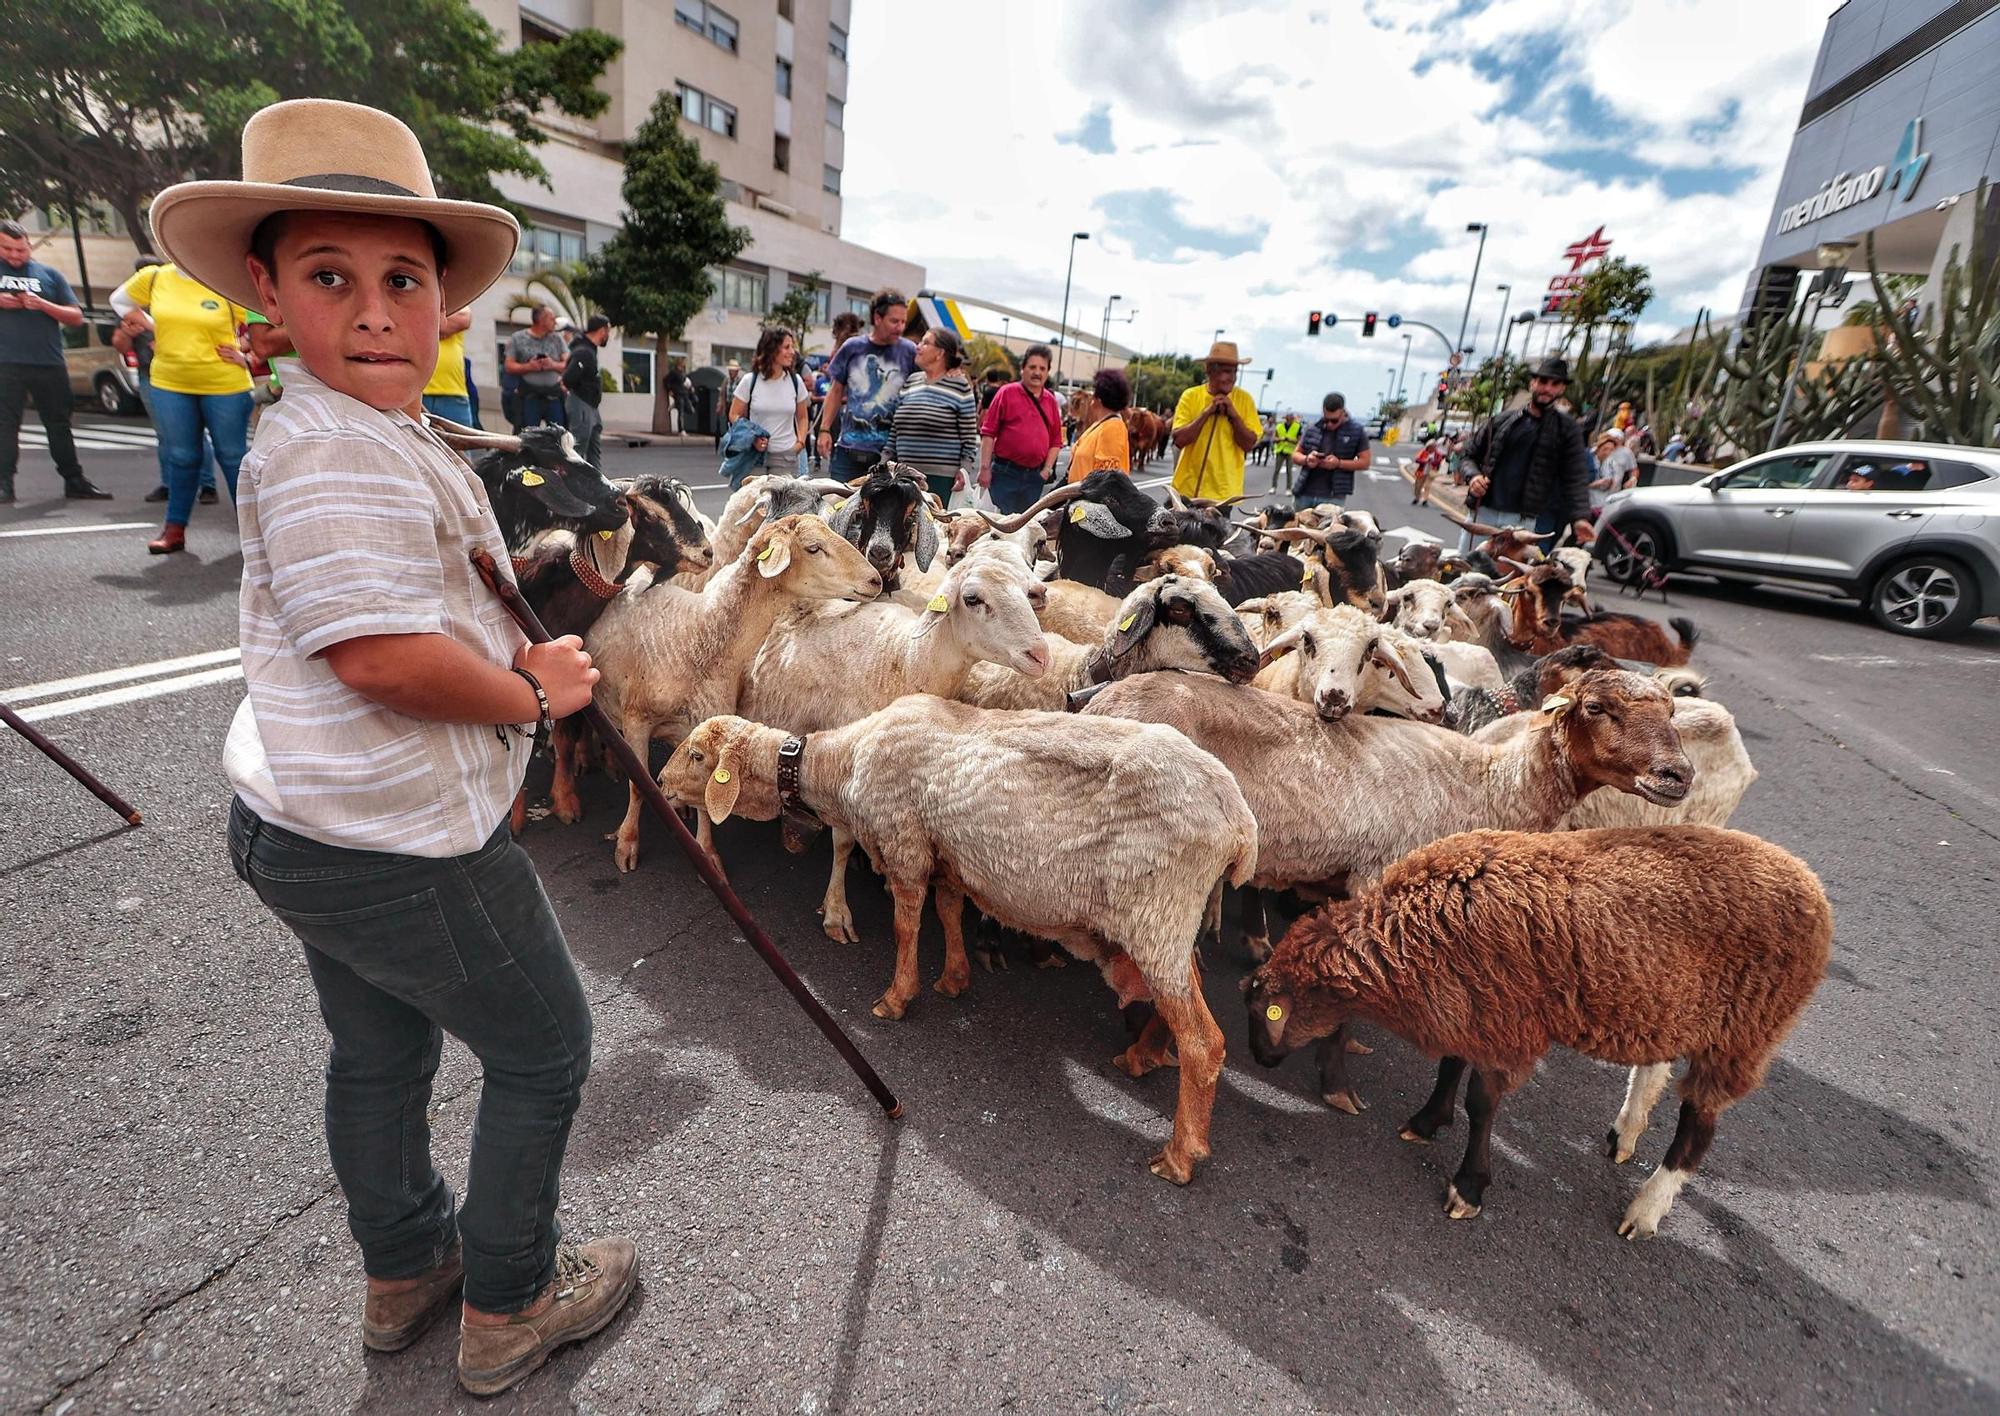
[1500,559,1698,666]
[1244,825,1832,1237]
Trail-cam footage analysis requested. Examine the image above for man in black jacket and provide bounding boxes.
[562,314,611,468]
[1461,356,1596,548]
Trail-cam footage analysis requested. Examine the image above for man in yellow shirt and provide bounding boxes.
[423,307,476,426]
[1170,340,1260,500]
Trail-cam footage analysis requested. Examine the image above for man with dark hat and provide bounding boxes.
[1460,355,1595,548]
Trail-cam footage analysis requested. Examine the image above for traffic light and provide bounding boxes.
[1307,310,1321,337]
[1362,311,1378,338]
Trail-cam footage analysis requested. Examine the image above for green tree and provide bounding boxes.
[0,0,621,249]
[1866,183,2000,446]
[1126,353,1206,413]
[766,269,825,344]
[962,335,1015,380]
[577,94,750,434]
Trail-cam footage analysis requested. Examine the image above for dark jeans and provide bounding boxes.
[988,457,1048,513]
[227,798,593,1313]
[0,361,83,488]
[519,389,567,430]
[829,445,879,482]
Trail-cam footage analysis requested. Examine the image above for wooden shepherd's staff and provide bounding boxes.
[469,548,901,1119]
[2,701,143,827]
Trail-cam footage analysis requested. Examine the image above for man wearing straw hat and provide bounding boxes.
[151,98,634,1395]
[1169,340,1261,500]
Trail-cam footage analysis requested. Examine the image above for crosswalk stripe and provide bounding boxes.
[0,522,156,540]
[20,426,158,446]
[16,664,244,723]
[4,647,243,704]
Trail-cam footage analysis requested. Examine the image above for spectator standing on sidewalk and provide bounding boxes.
[562,315,612,468]
[818,287,917,481]
[112,258,253,552]
[0,219,109,503]
[1169,341,1260,500]
[728,325,810,483]
[1459,354,1595,549]
[886,327,980,502]
[1270,410,1302,494]
[153,97,634,1397]
[422,306,477,426]
[1291,392,1371,508]
[977,343,1065,512]
[505,305,568,429]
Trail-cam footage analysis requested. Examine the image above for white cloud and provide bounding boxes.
[841,0,1835,415]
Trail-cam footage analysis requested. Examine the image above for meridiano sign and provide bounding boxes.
[1775,117,1930,236]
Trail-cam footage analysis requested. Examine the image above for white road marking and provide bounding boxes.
[1382,525,1442,544]
[16,665,244,723]
[21,424,157,443]
[0,522,157,539]
[6,647,243,704]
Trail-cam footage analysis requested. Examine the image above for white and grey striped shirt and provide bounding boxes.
[225,361,529,857]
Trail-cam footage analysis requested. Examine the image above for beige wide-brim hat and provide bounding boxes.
[150,99,519,315]
[1204,340,1251,366]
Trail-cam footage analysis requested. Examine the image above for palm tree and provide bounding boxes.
[964,335,1015,380]
[508,262,599,327]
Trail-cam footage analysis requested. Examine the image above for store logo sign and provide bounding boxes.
[1776,115,1929,235]
[1886,118,1929,203]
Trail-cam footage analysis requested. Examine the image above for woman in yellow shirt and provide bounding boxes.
[1067,368,1132,482]
[112,262,252,554]
[422,308,476,426]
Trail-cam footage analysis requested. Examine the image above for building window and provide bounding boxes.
[822,164,842,195]
[775,56,792,97]
[846,295,870,319]
[777,0,792,17]
[509,221,586,275]
[829,22,847,59]
[675,0,737,53]
[679,83,737,139]
[620,347,654,396]
[825,95,844,130]
[809,285,831,324]
[711,344,757,370]
[773,133,790,173]
[707,266,768,313]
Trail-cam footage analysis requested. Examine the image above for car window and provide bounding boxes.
[1922,459,1994,491]
[62,324,91,352]
[1723,453,1829,490]
[1826,454,1978,494]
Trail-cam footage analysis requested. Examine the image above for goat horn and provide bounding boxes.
[1370,642,1421,696]
[1497,556,1537,575]
[430,418,523,453]
[1257,626,1303,668]
[979,481,1087,534]
[1440,509,1508,535]
[1266,527,1331,544]
[801,478,852,496]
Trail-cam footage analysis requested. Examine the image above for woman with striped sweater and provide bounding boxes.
[885,327,980,502]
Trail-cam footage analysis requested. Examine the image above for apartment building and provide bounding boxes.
[472,0,923,425]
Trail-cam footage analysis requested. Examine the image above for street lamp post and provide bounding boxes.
[1397,332,1412,401]
[1055,231,1089,388]
[1492,283,1511,367]
[1455,222,1489,357]
[1001,315,1010,351]
[1097,294,1123,379]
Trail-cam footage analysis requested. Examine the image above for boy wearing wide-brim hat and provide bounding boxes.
[1168,339,1261,500]
[152,98,635,1396]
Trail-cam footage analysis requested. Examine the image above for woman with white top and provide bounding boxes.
[727,327,810,485]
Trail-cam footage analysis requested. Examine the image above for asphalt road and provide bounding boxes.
[2,420,1996,1414]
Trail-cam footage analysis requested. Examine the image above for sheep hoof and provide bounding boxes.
[1397,1127,1432,1145]
[821,913,859,945]
[1617,1210,1659,1240]
[871,993,911,1021]
[933,970,969,999]
[1034,952,1068,970]
[613,837,640,874]
[552,799,583,825]
[974,946,1009,973]
[1112,1046,1155,1080]
[1344,1039,1374,1056]
[1147,1149,1195,1186]
[1322,1088,1368,1115]
[1444,1185,1482,1221]
[1605,1127,1638,1164]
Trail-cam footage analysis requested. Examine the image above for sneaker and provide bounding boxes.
[145,485,169,503]
[457,1237,637,1396]
[362,1244,464,1353]
[64,478,113,500]
[198,486,218,505]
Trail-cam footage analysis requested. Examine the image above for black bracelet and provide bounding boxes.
[512,666,552,744]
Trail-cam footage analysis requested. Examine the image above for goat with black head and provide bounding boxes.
[435,421,627,549]
[978,471,1162,593]
[829,461,941,591]
[1264,515,1386,614]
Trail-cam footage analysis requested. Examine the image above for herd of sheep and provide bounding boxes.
[469,435,1833,1242]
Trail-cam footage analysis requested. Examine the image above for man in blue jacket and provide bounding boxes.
[1291,392,1371,507]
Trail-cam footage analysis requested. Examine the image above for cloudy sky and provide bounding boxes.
[840,0,1835,414]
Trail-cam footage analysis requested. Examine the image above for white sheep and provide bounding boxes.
[659,695,1258,1185]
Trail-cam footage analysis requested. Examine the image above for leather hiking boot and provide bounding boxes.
[362,1244,464,1353]
[147,523,186,555]
[198,486,219,505]
[458,1237,638,1397]
[65,478,113,500]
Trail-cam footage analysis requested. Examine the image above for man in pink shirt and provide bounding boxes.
[977,343,1066,512]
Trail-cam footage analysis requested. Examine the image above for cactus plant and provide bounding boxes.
[1866,180,1999,445]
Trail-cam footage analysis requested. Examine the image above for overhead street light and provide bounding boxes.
[1455,222,1489,360]
[1097,294,1124,376]
[1055,231,1089,387]
[1493,282,1512,364]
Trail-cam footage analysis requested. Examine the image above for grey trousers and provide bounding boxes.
[566,395,604,469]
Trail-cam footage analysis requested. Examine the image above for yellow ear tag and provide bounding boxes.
[597,529,615,541]
[1541,694,1572,714]
[757,545,774,562]
[1301,565,1314,588]
[834,498,848,511]
[1069,504,1088,523]
[712,767,731,784]
[1265,1004,1284,1022]
[1118,613,1137,632]
[518,470,545,487]
[926,593,949,613]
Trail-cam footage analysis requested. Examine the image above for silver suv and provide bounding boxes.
[1596,440,2000,638]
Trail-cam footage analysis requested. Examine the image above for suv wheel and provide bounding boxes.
[1870,553,1979,638]
[95,374,136,416]
[1600,518,1671,587]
